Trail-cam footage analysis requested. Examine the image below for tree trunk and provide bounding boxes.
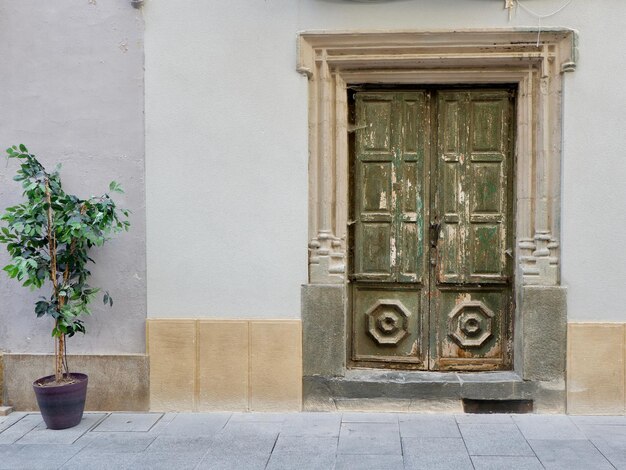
[54,327,66,382]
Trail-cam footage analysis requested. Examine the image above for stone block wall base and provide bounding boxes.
[533,380,567,414]
[0,406,13,416]
[518,286,567,381]
[2,354,149,411]
[567,323,626,415]
[302,285,345,377]
[147,319,302,412]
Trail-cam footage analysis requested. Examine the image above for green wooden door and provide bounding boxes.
[351,89,514,371]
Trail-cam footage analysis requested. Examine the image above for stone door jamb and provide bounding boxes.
[297,29,577,289]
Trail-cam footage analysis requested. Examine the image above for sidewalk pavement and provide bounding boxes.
[0,411,624,470]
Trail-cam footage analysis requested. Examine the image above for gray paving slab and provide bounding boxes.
[156,412,231,437]
[61,450,141,470]
[338,421,401,455]
[17,413,106,445]
[577,423,626,439]
[471,455,544,470]
[402,437,473,469]
[455,413,514,424]
[0,444,80,470]
[342,412,399,423]
[145,411,177,434]
[0,413,27,432]
[1,411,625,469]
[0,413,42,444]
[281,413,342,437]
[130,449,208,470]
[221,420,284,435]
[399,414,461,437]
[338,433,402,455]
[75,431,156,453]
[146,435,213,452]
[266,452,336,470]
[196,452,270,470]
[459,423,535,456]
[0,445,17,459]
[208,430,278,454]
[570,415,626,425]
[283,412,343,426]
[341,421,399,434]
[335,453,404,470]
[338,423,402,455]
[591,437,626,470]
[513,414,587,440]
[272,435,338,454]
[529,439,615,469]
[230,412,289,422]
[92,412,163,432]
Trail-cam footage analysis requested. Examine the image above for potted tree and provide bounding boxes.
[0,145,130,429]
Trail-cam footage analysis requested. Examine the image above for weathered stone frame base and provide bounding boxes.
[298,30,576,413]
[302,285,566,412]
[1,354,149,411]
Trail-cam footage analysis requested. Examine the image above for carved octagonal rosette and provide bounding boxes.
[365,299,410,346]
[448,300,495,348]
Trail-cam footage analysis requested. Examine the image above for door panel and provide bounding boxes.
[351,88,513,371]
[435,91,512,285]
[432,288,509,371]
[352,285,425,366]
[353,92,429,284]
[432,89,513,369]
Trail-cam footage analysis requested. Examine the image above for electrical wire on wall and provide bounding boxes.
[505,0,574,46]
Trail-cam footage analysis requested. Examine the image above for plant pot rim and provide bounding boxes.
[33,372,88,388]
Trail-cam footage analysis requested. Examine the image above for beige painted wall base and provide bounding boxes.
[567,323,626,415]
[147,319,302,412]
[2,354,149,411]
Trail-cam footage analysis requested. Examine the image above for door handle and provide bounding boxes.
[429,220,441,248]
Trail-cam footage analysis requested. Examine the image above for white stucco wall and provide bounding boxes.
[145,1,307,318]
[0,1,146,353]
[145,0,626,322]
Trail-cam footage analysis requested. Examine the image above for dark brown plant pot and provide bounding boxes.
[32,373,88,430]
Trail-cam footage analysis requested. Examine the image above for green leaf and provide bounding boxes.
[1,144,129,340]
[108,181,124,194]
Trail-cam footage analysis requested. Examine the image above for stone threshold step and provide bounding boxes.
[305,370,535,401]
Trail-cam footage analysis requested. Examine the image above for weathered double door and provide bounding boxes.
[351,89,514,371]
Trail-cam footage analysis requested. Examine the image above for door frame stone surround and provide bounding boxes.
[298,29,577,412]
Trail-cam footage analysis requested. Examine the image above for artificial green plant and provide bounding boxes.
[0,145,130,383]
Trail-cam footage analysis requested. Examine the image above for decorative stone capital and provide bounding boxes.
[309,232,345,284]
[520,231,559,285]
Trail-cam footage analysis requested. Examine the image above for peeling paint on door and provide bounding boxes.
[351,88,514,371]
